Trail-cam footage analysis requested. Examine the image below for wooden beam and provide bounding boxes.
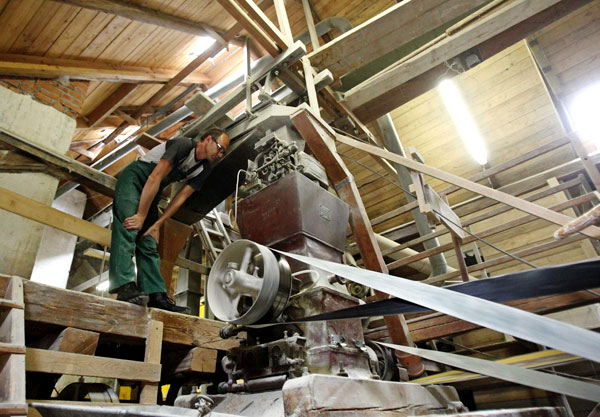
[0,54,211,84]
[301,0,319,51]
[48,0,226,44]
[217,0,279,56]
[345,0,564,120]
[236,0,291,49]
[273,0,293,44]
[26,348,160,382]
[0,129,115,198]
[86,83,139,128]
[308,0,489,80]
[0,186,111,247]
[335,134,600,239]
[162,347,217,376]
[567,132,600,191]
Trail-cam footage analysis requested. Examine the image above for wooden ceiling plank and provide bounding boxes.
[79,15,132,60]
[0,1,44,52]
[8,1,59,53]
[60,10,114,57]
[45,8,99,57]
[86,82,138,127]
[29,3,80,56]
[0,53,211,84]
[48,0,226,44]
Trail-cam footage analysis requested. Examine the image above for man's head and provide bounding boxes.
[196,128,230,162]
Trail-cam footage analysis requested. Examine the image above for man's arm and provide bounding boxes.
[123,159,172,230]
[141,184,196,240]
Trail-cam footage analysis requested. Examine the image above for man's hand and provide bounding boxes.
[123,213,146,230]
[142,222,160,244]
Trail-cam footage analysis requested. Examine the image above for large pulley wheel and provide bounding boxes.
[207,240,292,325]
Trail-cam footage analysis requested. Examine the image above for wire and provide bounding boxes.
[338,151,538,269]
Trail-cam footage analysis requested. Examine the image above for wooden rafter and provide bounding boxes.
[85,83,138,128]
[48,0,226,45]
[0,54,211,84]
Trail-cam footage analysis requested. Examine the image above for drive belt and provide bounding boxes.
[271,249,600,364]
[378,342,600,402]
[286,258,600,322]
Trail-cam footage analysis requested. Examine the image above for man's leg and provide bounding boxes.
[109,186,140,293]
[135,234,166,295]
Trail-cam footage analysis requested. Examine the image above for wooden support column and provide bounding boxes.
[291,107,424,377]
[451,233,470,282]
[140,320,163,404]
[301,0,320,51]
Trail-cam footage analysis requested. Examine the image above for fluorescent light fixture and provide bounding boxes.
[569,82,600,144]
[439,79,488,165]
[190,36,216,56]
[96,280,109,292]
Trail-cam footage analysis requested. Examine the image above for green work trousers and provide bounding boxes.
[109,160,166,295]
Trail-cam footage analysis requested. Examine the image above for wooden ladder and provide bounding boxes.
[0,276,26,415]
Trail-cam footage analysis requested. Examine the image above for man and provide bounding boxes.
[108,128,230,312]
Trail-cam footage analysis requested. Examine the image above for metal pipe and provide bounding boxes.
[376,114,449,276]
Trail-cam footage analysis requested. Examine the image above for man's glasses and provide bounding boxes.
[212,136,225,154]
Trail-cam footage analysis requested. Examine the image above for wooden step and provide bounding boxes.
[0,343,25,355]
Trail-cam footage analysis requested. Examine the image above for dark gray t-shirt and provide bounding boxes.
[139,137,211,191]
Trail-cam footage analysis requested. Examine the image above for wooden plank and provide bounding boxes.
[86,83,138,128]
[25,348,160,382]
[48,0,225,43]
[301,0,319,51]
[345,0,563,118]
[567,131,600,191]
[139,320,163,404]
[0,186,111,247]
[335,134,600,239]
[0,53,211,84]
[0,355,27,415]
[0,130,116,197]
[308,0,489,79]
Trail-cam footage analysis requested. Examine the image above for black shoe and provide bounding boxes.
[148,292,190,314]
[116,282,149,306]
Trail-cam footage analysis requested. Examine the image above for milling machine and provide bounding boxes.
[194,105,469,417]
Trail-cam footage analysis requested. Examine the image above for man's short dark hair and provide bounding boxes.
[193,127,227,144]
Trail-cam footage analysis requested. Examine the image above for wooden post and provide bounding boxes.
[301,0,320,51]
[451,233,470,282]
[139,320,163,405]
